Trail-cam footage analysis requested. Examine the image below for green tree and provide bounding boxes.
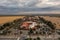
[36,37,41,40]
[0,26,4,30]
[3,22,11,27]
[2,30,7,35]
[33,38,36,40]
[7,31,11,34]
[58,38,60,40]
[28,28,33,35]
[46,21,55,30]
[28,38,32,40]
[25,38,32,40]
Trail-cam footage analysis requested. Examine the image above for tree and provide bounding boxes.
[46,21,55,30]
[28,38,32,40]
[58,38,60,40]
[25,38,32,40]
[13,18,23,24]
[57,32,60,35]
[28,28,34,35]
[2,30,7,35]
[20,31,23,34]
[36,31,38,34]
[7,31,11,34]
[36,37,41,40]
[25,38,28,40]
[36,25,40,28]
[3,23,11,27]
[33,38,36,40]
[0,26,4,30]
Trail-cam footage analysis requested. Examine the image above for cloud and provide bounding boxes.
[35,0,60,8]
[0,0,60,8]
[0,0,60,15]
[0,0,19,7]
[0,0,40,8]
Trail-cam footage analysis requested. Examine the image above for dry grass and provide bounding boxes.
[0,16,60,29]
[42,16,60,29]
[0,16,24,24]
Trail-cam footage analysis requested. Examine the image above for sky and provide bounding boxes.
[0,0,60,15]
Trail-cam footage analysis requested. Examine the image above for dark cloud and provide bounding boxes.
[0,0,60,15]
